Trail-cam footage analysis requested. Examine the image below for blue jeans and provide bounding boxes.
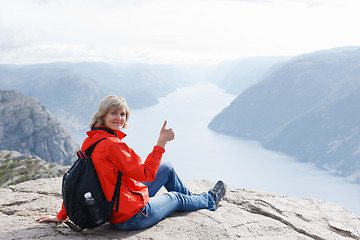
[111,162,216,230]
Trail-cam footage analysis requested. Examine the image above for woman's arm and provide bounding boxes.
[35,215,60,223]
[106,120,175,182]
[36,202,67,223]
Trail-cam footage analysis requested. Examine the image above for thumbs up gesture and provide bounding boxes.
[157,120,175,148]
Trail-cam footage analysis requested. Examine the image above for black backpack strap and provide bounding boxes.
[91,126,118,138]
[84,138,107,157]
[112,171,123,212]
[77,150,87,160]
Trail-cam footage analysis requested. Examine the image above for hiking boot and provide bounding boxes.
[208,180,226,209]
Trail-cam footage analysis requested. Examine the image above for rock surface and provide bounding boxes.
[0,90,79,165]
[1,177,359,240]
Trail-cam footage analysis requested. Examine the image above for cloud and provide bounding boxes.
[0,28,24,51]
[0,0,360,64]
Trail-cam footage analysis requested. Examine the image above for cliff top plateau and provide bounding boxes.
[1,177,360,240]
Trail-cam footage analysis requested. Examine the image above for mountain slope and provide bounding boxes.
[0,150,69,187]
[0,90,79,165]
[264,79,360,181]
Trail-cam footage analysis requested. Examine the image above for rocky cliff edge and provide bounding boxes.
[1,178,359,240]
[0,90,79,165]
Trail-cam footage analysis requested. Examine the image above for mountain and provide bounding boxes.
[206,56,290,95]
[1,178,359,239]
[22,62,195,96]
[0,90,79,165]
[19,61,197,100]
[0,150,69,187]
[209,48,360,182]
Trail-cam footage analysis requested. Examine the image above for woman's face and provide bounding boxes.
[103,107,127,131]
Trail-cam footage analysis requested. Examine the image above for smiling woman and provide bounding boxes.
[36,94,227,230]
[89,95,130,130]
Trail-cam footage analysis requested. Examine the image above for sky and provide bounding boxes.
[0,0,360,65]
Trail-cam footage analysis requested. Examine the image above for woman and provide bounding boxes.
[36,95,226,230]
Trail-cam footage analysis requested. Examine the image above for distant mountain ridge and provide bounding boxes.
[0,65,104,131]
[0,62,197,131]
[209,48,360,182]
[0,90,79,165]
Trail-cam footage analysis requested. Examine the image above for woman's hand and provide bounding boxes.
[35,215,61,223]
[157,120,175,148]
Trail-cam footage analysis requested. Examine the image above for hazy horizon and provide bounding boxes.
[1,0,360,65]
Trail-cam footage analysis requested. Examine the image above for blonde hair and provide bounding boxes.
[89,95,130,129]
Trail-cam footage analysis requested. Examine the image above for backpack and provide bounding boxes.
[62,127,123,229]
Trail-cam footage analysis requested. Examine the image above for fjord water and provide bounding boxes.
[79,82,360,215]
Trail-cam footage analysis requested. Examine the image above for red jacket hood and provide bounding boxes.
[81,126,127,151]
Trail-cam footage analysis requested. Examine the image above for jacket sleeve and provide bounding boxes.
[106,139,165,182]
[56,202,68,220]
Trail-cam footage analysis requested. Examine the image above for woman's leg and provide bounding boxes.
[111,163,225,231]
[142,162,192,197]
[112,191,215,231]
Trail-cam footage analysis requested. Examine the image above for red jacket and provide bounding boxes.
[57,126,164,224]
